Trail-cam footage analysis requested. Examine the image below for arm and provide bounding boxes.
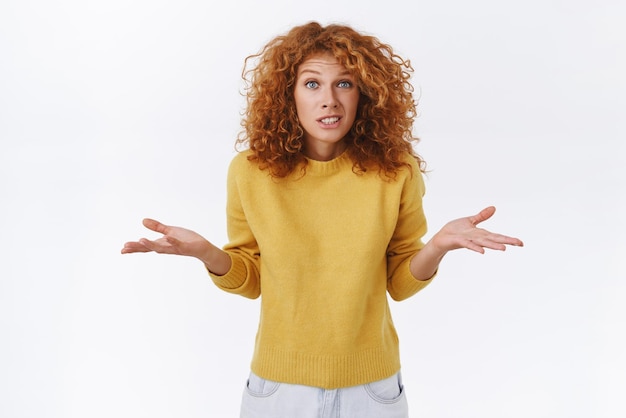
[409,206,524,281]
[121,218,232,275]
[121,154,262,299]
[386,161,432,300]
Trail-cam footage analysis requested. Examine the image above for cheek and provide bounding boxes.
[348,92,360,109]
[346,96,360,119]
[293,93,311,116]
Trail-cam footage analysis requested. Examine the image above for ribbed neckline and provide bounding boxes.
[303,151,353,176]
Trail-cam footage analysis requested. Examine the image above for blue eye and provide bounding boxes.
[305,80,319,89]
[338,81,352,88]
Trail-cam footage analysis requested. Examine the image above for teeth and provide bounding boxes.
[320,117,339,124]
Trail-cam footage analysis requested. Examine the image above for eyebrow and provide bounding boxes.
[297,69,353,76]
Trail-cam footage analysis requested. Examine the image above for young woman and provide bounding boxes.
[122,22,523,418]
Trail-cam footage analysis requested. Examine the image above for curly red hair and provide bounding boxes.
[236,21,425,178]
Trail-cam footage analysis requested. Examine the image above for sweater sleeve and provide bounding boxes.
[386,159,434,301]
[207,153,261,299]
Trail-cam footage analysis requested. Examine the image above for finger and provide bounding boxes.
[469,206,496,226]
[483,232,524,247]
[121,241,152,254]
[142,218,168,234]
[495,235,524,247]
[138,238,164,252]
[467,235,523,252]
[458,238,503,253]
[461,239,487,254]
[138,237,179,255]
[479,240,507,251]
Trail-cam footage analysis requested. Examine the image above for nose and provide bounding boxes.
[322,88,338,109]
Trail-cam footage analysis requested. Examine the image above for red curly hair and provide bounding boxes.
[236,21,425,179]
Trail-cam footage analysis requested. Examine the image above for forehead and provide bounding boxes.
[297,53,350,75]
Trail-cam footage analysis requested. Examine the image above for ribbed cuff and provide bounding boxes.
[208,253,248,290]
[388,259,434,301]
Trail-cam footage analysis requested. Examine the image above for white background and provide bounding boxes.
[1,0,624,417]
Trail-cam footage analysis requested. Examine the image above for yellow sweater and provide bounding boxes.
[209,150,433,389]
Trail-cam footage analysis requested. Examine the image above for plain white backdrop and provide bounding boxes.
[1,0,624,417]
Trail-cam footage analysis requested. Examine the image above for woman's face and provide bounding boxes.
[293,53,360,161]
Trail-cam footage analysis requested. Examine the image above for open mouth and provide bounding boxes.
[319,116,340,125]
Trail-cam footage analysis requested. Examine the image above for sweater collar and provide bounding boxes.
[303,151,353,176]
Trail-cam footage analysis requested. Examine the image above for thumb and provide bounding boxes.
[142,218,167,234]
[470,206,496,226]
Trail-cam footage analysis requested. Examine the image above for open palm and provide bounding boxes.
[121,218,210,259]
[433,206,524,254]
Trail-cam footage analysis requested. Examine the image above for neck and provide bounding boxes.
[303,142,347,161]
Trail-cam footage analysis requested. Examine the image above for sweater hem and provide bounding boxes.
[250,345,401,389]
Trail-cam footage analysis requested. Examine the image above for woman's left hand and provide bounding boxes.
[432,206,524,254]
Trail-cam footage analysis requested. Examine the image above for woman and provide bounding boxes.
[122,22,523,417]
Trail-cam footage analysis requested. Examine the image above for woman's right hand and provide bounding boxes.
[121,218,231,275]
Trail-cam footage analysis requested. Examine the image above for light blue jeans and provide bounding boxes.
[240,371,409,418]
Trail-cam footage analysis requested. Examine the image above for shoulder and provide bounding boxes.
[228,150,258,176]
[391,151,424,179]
[227,150,274,189]
[396,152,426,195]
[399,151,422,171]
[229,149,253,167]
